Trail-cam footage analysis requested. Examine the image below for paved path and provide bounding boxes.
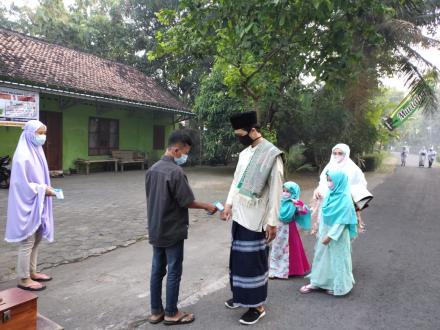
[0,167,233,281]
[172,154,440,330]
[0,158,395,329]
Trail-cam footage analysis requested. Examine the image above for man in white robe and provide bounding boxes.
[221,111,283,325]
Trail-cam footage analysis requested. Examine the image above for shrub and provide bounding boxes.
[360,152,385,172]
[285,144,315,173]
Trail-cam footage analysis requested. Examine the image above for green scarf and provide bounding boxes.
[237,139,283,206]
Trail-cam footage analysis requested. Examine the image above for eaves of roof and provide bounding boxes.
[0,78,195,117]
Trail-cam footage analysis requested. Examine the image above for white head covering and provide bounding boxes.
[327,143,351,169]
[317,143,368,198]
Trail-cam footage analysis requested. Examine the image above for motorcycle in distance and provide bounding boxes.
[0,155,11,189]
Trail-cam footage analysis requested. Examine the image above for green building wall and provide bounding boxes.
[0,125,21,158]
[0,93,176,172]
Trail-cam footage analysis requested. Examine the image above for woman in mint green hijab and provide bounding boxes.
[299,170,357,296]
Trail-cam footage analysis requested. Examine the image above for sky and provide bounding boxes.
[3,0,440,92]
[5,0,75,8]
[380,29,440,91]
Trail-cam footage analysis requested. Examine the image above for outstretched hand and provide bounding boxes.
[220,204,232,221]
[206,203,218,215]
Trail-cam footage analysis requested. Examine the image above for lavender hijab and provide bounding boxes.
[5,120,54,243]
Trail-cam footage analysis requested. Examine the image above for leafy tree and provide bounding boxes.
[0,3,17,30]
[150,0,339,123]
[5,0,134,63]
[193,67,244,165]
[124,0,211,105]
[150,0,440,126]
[298,87,352,169]
[3,0,439,165]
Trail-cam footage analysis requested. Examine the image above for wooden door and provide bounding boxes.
[40,111,62,171]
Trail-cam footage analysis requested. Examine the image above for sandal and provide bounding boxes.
[30,273,52,282]
[269,276,286,280]
[147,312,165,324]
[163,312,195,326]
[299,284,320,294]
[17,283,46,291]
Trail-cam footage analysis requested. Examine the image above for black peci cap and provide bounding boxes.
[230,111,257,130]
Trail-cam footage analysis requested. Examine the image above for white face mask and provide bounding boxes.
[33,134,47,146]
[281,191,291,199]
[333,155,344,163]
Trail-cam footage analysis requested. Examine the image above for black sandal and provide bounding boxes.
[17,284,46,291]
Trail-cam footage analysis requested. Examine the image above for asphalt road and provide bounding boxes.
[172,154,440,330]
[1,154,439,329]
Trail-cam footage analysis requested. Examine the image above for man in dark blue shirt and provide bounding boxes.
[146,129,217,325]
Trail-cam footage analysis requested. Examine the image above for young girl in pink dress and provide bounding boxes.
[269,181,311,278]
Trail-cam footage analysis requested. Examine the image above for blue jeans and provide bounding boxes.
[150,240,184,316]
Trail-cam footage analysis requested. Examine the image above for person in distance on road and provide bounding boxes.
[427,147,437,168]
[401,146,408,167]
[419,146,427,167]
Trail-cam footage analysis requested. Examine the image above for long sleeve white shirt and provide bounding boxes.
[226,144,284,232]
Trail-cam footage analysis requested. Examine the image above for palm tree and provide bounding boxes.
[374,1,439,113]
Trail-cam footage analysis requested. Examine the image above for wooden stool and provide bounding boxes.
[0,288,37,330]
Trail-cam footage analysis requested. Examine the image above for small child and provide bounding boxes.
[300,170,357,296]
[269,181,311,279]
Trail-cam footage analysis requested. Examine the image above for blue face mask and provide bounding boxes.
[174,154,188,166]
[33,134,47,146]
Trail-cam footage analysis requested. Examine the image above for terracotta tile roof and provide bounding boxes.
[0,28,188,112]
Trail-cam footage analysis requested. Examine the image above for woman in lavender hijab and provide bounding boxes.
[5,120,55,291]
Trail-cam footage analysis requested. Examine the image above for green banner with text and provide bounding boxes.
[382,91,424,131]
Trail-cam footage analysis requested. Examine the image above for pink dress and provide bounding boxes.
[288,221,310,276]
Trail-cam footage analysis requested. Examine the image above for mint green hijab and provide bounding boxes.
[279,182,311,230]
[322,170,358,239]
